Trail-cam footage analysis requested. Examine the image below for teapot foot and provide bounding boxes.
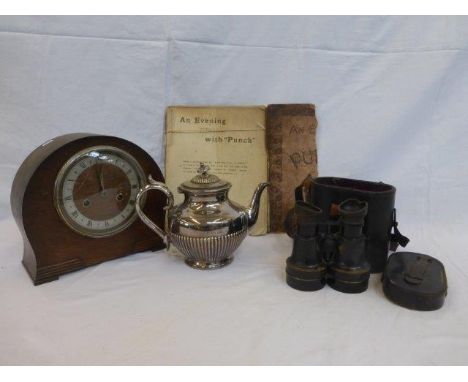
[185,257,233,270]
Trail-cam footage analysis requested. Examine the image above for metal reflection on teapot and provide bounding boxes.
[136,163,269,269]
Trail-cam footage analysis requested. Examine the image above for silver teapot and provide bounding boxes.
[136,163,269,269]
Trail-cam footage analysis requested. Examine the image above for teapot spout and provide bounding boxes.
[246,182,270,228]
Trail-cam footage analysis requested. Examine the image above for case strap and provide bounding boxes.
[404,256,430,285]
[390,208,410,251]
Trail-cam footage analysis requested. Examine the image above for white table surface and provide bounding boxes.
[1,217,466,365]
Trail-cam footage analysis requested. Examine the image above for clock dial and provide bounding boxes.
[54,146,146,237]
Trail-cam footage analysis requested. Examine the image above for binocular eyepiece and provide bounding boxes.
[285,199,371,293]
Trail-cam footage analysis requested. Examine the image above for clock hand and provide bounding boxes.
[99,167,106,194]
[93,163,103,192]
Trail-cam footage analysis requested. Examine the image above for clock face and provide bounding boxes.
[54,146,146,238]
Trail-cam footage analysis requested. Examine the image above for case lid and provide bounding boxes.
[382,252,447,311]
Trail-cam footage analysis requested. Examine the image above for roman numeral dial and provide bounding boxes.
[54,146,146,238]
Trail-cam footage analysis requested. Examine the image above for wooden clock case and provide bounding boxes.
[11,133,166,285]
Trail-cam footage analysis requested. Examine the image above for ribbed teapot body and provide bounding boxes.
[167,190,250,269]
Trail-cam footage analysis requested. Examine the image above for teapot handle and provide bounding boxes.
[136,175,174,245]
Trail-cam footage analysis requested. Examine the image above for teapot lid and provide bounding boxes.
[178,163,231,194]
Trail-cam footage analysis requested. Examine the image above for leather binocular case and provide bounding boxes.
[294,176,409,273]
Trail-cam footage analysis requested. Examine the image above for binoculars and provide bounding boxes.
[285,199,370,293]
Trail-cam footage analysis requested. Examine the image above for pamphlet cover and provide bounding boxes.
[165,106,269,235]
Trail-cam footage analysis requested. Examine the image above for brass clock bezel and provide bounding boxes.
[53,145,147,238]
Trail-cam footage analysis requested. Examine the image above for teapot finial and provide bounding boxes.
[191,163,220,185]
[198,162,210,176]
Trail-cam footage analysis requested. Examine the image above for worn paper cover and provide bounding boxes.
[165,106,269,235]
[266,104,318,232]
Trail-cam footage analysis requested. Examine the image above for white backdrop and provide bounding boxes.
[1,16,467,365]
